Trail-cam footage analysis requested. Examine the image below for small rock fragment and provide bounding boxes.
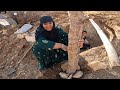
[72,71,83,78]
[59,72,69,79]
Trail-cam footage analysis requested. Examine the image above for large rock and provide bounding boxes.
[24,32,35,43]
[7,18,17,27]
[61,46,109,72]
[79,46,109,71]
[87,61,107,71]
[0,19,10,26]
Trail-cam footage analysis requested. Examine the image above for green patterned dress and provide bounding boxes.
[32,26,68,70]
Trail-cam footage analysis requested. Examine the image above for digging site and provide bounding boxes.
[0,11,120,79]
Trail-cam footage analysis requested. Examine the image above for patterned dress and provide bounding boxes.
[32,26,68,70]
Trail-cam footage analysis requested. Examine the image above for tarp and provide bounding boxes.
[14,24,33,34]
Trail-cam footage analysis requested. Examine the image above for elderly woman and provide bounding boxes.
[32,16,83,70]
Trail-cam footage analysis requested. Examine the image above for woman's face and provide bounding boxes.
[43,22,53,31]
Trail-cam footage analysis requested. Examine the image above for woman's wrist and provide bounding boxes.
[54,43,62,49]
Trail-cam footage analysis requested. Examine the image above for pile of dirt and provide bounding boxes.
[0,11,120,79]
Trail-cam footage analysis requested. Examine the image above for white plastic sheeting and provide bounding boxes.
[14,24,33,34]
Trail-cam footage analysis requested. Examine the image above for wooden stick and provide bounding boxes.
[14,43,35,69]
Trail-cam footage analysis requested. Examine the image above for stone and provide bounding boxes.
[72,71,83,78]
[7,18,17,26]
[24,33,35,43]
[2,30,8,35]
[59,72,69,79]
[59,70,83,79]
[67,74,73,79]
[87,61,107,71]
[66,68,76,75]
[79,46,109,71]
[25,35,35,42]
[61,62,68,72]
[17,34,25,39]
[35,71,43,79]
[0,19,10,26]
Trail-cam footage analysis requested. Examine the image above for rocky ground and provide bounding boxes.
[0,11,120,79]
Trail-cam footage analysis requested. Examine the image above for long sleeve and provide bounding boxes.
[35,37,56,50]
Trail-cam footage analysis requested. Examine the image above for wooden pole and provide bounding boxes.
[66,11,84,74]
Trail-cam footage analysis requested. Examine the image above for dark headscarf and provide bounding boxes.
[35,16,58,42]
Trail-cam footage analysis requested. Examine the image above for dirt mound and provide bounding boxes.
[0,11,120,79]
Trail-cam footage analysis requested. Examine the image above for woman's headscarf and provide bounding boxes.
[35,16,58,42]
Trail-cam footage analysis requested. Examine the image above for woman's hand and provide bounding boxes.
[53,43,62,49]
[61,44,68,51]
[53,43,68,51]
[54,40,84,51]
